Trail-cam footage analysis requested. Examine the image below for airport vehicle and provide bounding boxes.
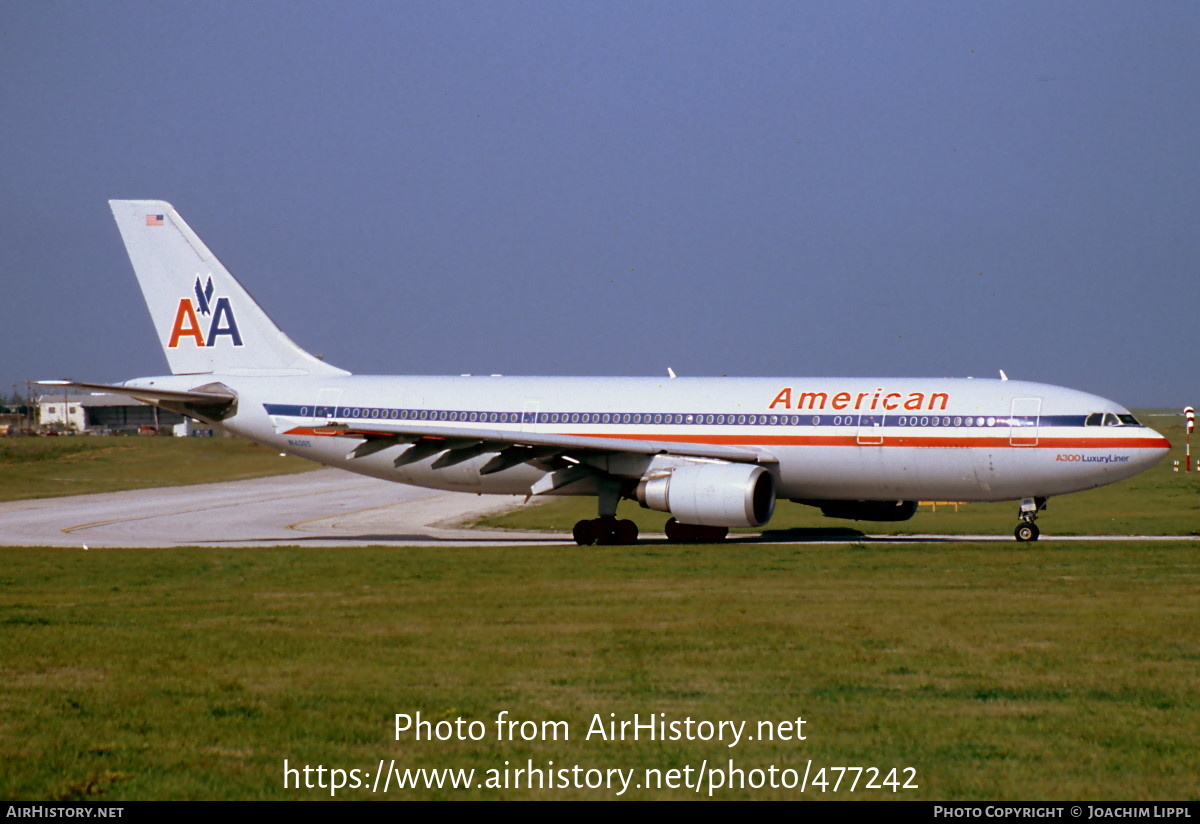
[44,201,1171,544]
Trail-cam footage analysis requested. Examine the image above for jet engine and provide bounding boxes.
[636,463,775,527]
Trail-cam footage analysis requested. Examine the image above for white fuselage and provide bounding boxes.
[131,373,1171,504]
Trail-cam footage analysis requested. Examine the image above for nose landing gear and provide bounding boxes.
[1014,497,1047,542]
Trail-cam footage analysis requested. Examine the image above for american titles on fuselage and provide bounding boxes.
[768,387,950,412]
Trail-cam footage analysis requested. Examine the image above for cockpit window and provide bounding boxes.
[1086,412,1140,426]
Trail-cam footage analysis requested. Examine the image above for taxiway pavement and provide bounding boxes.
[0,471,1194,547]
[0,469,558,548]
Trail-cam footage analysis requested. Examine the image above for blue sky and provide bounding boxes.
[2,1,1197,406]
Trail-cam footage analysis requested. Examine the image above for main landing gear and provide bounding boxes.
[570,480,732,547]
[1014,497,1047,542]
[573,479,639,546]
[664,518,729,543]
[573,516,639,546]
[571,517,731,546]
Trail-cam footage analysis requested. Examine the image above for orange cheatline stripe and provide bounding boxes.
[285,427,1170,451]
[570,433,1170,449]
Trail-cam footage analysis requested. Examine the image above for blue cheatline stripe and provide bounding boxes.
[263,403,1097,430]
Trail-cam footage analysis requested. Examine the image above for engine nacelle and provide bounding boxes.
[636,463,776,527]
[795,499,918,522]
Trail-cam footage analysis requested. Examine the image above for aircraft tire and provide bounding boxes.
[573,519,598,547]
[699,525,730,543]
[595,517,619,546]
[615,519,638,545]
[665,518,728,543]
[665,518,684,542]
[1014,523,1040,542]
[575,518,640,546]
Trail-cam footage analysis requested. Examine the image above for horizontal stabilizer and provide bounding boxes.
[37,380,235,406]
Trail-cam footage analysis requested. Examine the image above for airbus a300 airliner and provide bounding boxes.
[44,201,1171,544]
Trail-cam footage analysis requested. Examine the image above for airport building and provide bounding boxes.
[37,392,188,434]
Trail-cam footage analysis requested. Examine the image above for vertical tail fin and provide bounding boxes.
[109,200,349,377]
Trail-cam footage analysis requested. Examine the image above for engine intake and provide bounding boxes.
[637,463,775,527]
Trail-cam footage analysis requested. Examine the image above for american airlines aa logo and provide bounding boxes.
[167,276,244,348]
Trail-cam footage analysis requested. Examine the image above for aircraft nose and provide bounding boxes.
[1139,427,1173,468]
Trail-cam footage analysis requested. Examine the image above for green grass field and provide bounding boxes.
[1,542,1197,800]
[0,412,1196,800]
[0,435,315,502]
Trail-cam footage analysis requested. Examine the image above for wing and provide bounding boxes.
[270,412,778,492]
